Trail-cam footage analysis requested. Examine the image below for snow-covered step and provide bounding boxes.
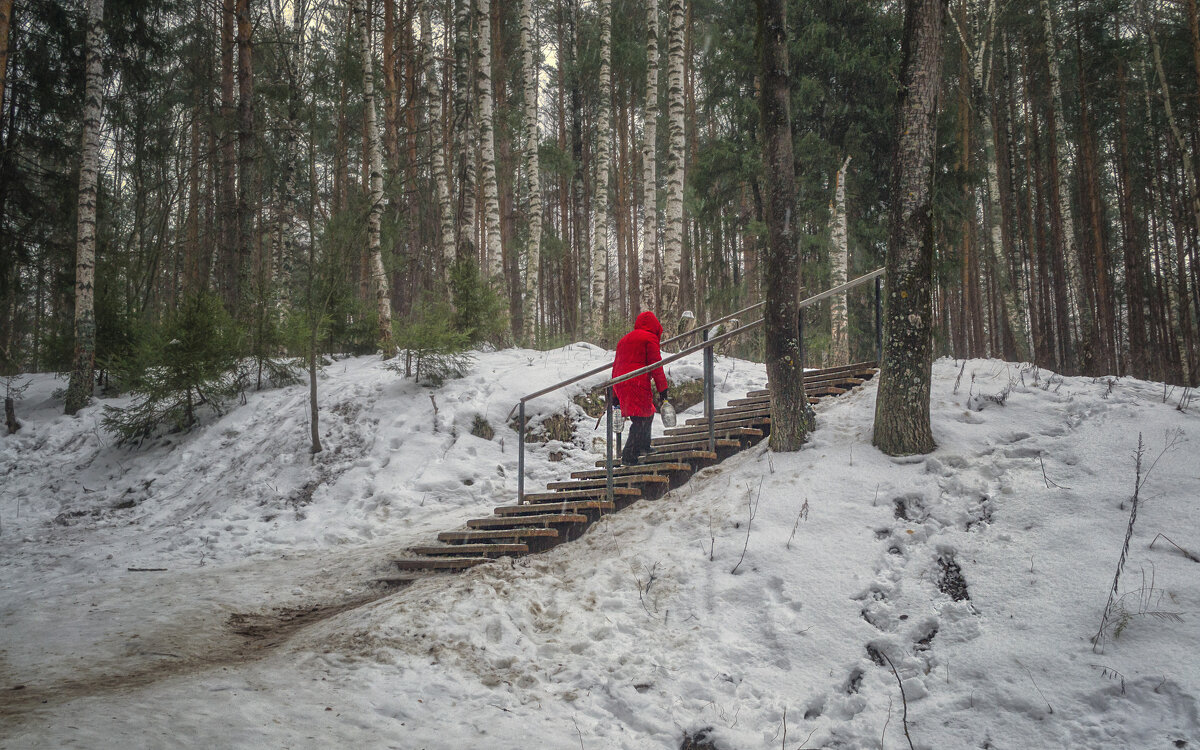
[437,528,560,544]
[465,513,590,529]
[409,543,528,557]
[393,557,491,572]
[493,499,618,516]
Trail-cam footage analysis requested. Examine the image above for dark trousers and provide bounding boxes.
[622,416,653,465]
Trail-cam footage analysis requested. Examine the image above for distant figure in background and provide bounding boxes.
[612,311,670,465]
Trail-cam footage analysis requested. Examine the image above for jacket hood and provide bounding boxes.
[634,311,664,338]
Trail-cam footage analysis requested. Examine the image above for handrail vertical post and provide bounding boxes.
[518,401,526,503]
[875,276,883,363]
[704,327,715,453]
[605,387,615,506]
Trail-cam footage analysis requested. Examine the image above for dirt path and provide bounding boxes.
[0,551,415,721]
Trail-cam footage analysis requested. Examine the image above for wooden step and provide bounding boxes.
[394,557,490,571]
[466,513,589,529]
[494,499,618,516]
[663,422,767,437]
[650,437,742,451]
[409,543,528,556]
[807,385,848,397]
[519,486,641,503]
[594,450,718,467]
[438,528,560,544]
[546,474,670,490]
[571,462,692,480]
[686,408,771,426]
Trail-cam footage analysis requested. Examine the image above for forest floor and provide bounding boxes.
[2,346,1199,749]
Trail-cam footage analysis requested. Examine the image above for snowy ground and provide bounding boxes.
[2,345,1198,749]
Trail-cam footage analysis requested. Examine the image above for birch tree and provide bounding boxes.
[475,0,503,282]
[521,0,541,344]
[419,1,455,282]
[641,0,659,313]
[65,0,105,415]
[829,155,851,367]
[873,0,947,456]
[662,0,686,321]
[357,0,394,353]
[590,0,612,338]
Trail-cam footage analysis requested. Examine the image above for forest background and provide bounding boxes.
[1,0,1198,417]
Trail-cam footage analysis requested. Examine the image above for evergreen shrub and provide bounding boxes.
[387,299,474,387]
[102,292,243,445]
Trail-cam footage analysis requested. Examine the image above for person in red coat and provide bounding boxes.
[612,311,670,465]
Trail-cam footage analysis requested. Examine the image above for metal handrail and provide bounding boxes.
[599,267,887,390]
[513,267,886,503]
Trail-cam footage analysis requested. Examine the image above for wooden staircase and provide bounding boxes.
[391,362,878,575]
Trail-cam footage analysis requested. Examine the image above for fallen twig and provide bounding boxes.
[1150,533,1200,563]
[880,651,915,750]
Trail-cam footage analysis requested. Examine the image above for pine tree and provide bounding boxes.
[756,0,810,452]
[872,0,947,456]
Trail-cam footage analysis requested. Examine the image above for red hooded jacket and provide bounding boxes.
[612,311,669,417]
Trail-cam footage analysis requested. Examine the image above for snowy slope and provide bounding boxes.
[1,349,1198,749]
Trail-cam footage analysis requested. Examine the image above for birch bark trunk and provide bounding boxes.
[590,0,612,338]
[475,0,503,283]
[521,0,542,345]
[65,0,105,415]
[829,155,851,367]
[419,2,455,282]
[641,0,659,313]
[357,0,394,353]
[662,0,685,322]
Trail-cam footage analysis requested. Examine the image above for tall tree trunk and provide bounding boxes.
[383,0,400,173]
[641,0,659,313]
[219,0,238,310]
[756,0,810,452]
[452,0,476,264]
[590,0,611,339]
[662,0,685,323]
[236,0,255,319]
[65,0,105,416]
[1040,0,1089,371]
[521,0,541,345]
[420,1,455,283]
[829,155,851,367]
[475,0,503,285]
[0,0,13,128]
[1148,9,1199,382]
[1117,60,1147,378]
[357,0,394,353]
[873,0,946,456]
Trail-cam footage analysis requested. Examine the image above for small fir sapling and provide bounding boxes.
[102,293,242,445]
[387,300,474,386]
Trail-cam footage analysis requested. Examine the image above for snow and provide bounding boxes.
[2,347,1198,749]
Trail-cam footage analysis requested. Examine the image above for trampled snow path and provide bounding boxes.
[2,351,1199,749]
